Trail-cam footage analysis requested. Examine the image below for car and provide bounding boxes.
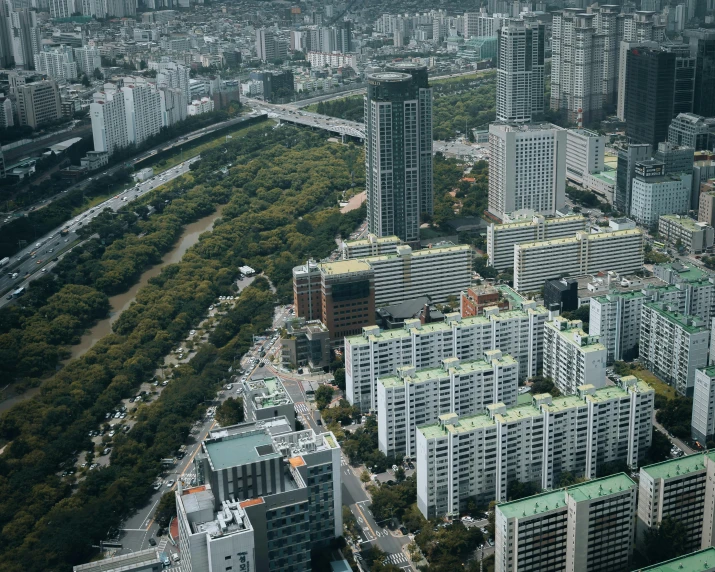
[6,294,11,300]
[114,411,121,418]
[120,412,126,419]
[462,516,474,522]
[108,430,115,438]
[89,463,98,470]
[148,538,157,546]
[226,384,233,390]
[102,447,111,455]
[36,259,42,264]
[153,482,163,490]
[162,381,169,386]
[165,480,175,488]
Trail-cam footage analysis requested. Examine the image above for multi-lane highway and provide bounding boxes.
[0,157,199,308]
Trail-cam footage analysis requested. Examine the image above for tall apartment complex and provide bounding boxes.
[495,474,638,572]
[417,377,652,518]
[640,302,710,396]
[178,418,342,572]
[16,80,62,129]
[365,69,433,242]
[73,46,101,76]
[34,48,77,81]
[692,367,715,443]
[122,82,162,147]
[513,228,644,293]
[255,28,287,62]
[345,299,548,411]
[487,214,587,271]
[90,88,129,156]
[487,122,566,222]
[543,316,607,395]
[377,351,518,457]
[551,9,605,125]
[495,19,545,123]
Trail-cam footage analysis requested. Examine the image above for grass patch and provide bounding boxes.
[617,363,676,400]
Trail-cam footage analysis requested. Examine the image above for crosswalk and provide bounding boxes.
[294,402,309,414]
[384,553,407,565]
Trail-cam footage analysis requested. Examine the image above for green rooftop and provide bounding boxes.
[541,394,586,413]
[644,302,709,334]
[701,366,715,378]
[636,547,715,572]
[640,452,711,481]
[491,403,542,424]
[205,431,279,470]
[566,473,636,503]
[378,374,403,389]
[660,214,706,233]
[497,489,566,520]
[545,318,606,352]
[657,262,712,284]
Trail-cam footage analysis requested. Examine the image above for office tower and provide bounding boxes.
[637,451,715,553]
[336,20,352,53]
[625,47,678,148]
[377,351,518,457]
[16,80,61,129]
[178,418,342,572]
[662,43,696,116]
[495,474,638,572]
[418,379,651,518]
[543,316,607,394]
[487,214,587,271]
[121,82,161,147]
[0,3,12,69]
[496,19,545,124]
[365,72,430,242]
[487,122,566,222]
[630,159,692,227]
[669,113,715,151]
[615,142,652,214]
[565,128,607,185]
[34,49,77,81]
[640,301,710,397]
[688,30,715,117]
[345,296,548,411]
[255,28,286,62]
[9,8,40,69]
[73,46,101,76]
[551,10,605,125]
[90,87,128,156]
[386,63,433,217]
[49,0,75,18]
[0,98,13,129]
[513,228,644,293]
[692,368,715,443]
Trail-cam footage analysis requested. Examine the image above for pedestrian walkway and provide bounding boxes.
[384,552,408,565]
[294,402,309,414]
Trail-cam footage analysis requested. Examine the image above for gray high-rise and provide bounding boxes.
[365,67,433,243]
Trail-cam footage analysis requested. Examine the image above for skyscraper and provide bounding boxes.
[688,29,715,117]
[496,19,544,123]
[90,87,128,156]
[121,82,162,146]
[591,4,619,109]
[387,62,433,217]
[9,8,40,69]
[551,9,605,125]
[255,28,287,62]
[365,71,432,242]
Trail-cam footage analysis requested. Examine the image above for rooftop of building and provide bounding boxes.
[491,403,542,424]
[643,302,709,334]
[490,213,586,231]
[73,549,161,572]
[636,547,715,572]
[660,214,710,232]
[205,429,280,469]
[243,377,292,409]
[640,451,715,481]
[700,366,715,378]
[657,261,713,283]
[517,228,642,250]
[566,473,635,503]
[343,234,402,248]
[582,273,670,301]
[319,259,373,276]
[497,489,567,520]
[540,394,586,414]
[589,168,617,183]
[545,317,606,352]
[366,243,470,263]
[585,378,653,402]
[489,121,563,133]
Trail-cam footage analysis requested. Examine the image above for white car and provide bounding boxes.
[165,480,175,488]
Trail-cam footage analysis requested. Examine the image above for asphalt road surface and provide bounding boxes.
[0,157,198,308]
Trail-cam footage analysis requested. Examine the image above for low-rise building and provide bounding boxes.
[460,284,510,316]
[73,549,163,572]
[543,316,607,395]
[280,318,331,370]
[658,214,714,254]
[640,302,710,396]
[495,474,638,572]
[377,351,518,457]
[241,377,295,429]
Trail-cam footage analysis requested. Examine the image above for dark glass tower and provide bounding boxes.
[690,30,715,117]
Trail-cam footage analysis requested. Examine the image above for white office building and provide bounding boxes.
[496,19,545,124]
[90,87,128,156]
[377,351,518,458]
[514,229,644,293]
[487,213,587,271]
[417,377,652,518]
[692,367,715,444]
[488,122,567,222]
[495,474,638,572]
[565,128,606,185]
[631,166,693,227]
[122,82,162,146]
[34,49,77,81]
[73,46,101,76]
[640,302,710,397]
[346,301,548,411]
[543,316,607,395]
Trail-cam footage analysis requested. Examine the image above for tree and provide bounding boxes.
[315,384,334,410]
[334,367,346,390]
[155,491,177,527]
[93,68,104,80]
[215,397,245,426]
[639,515,688,564]
[360,470,371,483]
[643,429,671,465]
[561,304,590,331]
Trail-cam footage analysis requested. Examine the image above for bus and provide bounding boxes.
[653,241,665,250]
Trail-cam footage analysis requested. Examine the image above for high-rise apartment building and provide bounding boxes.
[49,0,75,18]
[73,46,101,76]
[16,80,61,129]
[386,63,433,217]
[551,10,605,125]
[592,4,619,108]
[513,228,644,293]
[495,474,638,572]
[90,87,128,156]
[122,82,162,147]
[640,301,710,396]
[255,28,287,62]
[692,367,715,443]
[418,378,651,518]
[487,213,587,271]
[543,316,607,394]
[487,122,566,222]
[495,19,545,124]
[365,71,432,242]
[377,351,518,457]
[615,142,652,214]
[179,418,342,572]
[340,234,402,259]
[157,61,191,102]
[34,49,77,81]
[9,8,40,69]
[345,298,549,411]
[159,87,187,127]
